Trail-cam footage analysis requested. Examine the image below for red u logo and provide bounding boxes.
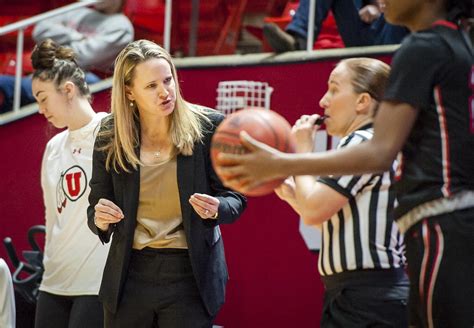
[65,172,82,197]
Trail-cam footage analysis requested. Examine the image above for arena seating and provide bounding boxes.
[0,0,293,67]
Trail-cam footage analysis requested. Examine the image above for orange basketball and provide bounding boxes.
[211,108,295,196]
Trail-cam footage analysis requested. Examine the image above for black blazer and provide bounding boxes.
[87,111,247,316]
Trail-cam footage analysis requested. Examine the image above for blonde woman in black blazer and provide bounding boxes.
[87,40,246,328]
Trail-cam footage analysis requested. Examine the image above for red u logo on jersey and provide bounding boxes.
[56,165,88,213]
[65,172,82,197]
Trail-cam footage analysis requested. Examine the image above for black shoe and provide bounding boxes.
[263,22,299,53]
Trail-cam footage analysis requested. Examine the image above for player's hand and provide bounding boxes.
[292,114,322,153]
[189,193,220,219]
[94,198,124,231]
[359,5,381,23]
[274,177,296,202]
[215,131,288,193]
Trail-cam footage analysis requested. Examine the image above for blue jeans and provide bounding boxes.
[0,73,101,113]
[286,0,409,47]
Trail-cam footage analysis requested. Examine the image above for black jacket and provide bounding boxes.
[87,111,246,316]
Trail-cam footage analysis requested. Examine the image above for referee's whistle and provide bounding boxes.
[314,115,327,126]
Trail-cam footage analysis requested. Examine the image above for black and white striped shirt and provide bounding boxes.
[317,124,405,276]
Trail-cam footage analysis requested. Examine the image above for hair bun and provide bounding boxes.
[31,38,77,70]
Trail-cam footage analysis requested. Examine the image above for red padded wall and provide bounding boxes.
[0,55,392,327]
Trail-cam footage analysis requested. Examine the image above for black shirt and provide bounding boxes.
[383,21,474,219]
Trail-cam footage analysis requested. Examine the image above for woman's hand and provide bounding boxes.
[292,114,322,153]
[274,177,296,202]
[93,198,124,231]
[189,193,220,219]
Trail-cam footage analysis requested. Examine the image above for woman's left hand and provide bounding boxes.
[274,177,296,202]
[189,193,220,219]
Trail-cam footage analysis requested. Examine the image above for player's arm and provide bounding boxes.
[282,100,418,176]
[216,101,417,192]
[217,37,434,192]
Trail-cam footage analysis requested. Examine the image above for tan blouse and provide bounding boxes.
[132,157,188,250]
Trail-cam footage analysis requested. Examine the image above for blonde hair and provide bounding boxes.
[99,40,211,172]
[338,57,390,102]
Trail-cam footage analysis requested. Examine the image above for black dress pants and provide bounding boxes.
[104,248,213,328]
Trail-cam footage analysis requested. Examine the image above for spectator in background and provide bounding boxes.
[0,259,15,328]
[263,0,408,53]
[33,0,133,73]
[0,0,133,113]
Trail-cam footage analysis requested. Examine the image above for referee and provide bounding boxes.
[276,58,408,327]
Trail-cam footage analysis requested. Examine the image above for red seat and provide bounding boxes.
[124,0,182,53]
[313,11,344,49]
[0,16,36,75]
[125,0,248,56]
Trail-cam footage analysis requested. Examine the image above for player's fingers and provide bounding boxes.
[215,163,244,178]
[239,131,265,151]
[222,176,242,190]
[223,175,252,191]
[242,180,265,193]
[215,152,243,167]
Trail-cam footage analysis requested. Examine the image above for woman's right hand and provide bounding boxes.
[93,198,124,231]
[292,114,322,153]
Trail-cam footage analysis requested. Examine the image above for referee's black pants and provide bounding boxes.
[104,248,213,328]
[320,268,409,327]
[405,208,474,328]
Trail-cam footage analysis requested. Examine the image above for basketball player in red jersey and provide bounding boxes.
[217,0,473,327]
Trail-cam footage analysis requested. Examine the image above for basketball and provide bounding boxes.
[211,107,295,196]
